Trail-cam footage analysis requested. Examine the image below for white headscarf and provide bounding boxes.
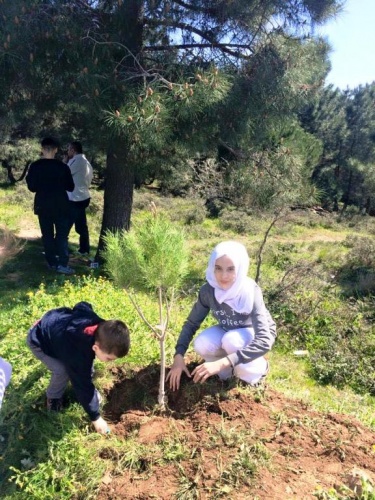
[205,241,256,314]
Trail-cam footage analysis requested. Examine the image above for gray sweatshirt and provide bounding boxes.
[175,282,276,366]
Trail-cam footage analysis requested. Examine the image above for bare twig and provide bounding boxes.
[255,209,287,283]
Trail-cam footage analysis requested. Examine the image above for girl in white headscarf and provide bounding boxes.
[167,241,276,390]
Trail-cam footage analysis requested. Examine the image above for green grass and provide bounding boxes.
[269,351,375,429]
[1,184,375,498]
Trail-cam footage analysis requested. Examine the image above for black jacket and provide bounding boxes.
[29,302,104,421]
[26,158,74,215]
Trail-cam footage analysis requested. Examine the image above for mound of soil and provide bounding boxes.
[98,365,375,499]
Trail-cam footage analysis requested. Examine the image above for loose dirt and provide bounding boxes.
[97,365,375,499]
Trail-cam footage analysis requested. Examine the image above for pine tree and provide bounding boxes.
[301,83,375,212]
[103,209,189,409]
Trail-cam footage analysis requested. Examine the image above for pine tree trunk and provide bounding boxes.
[341,169,353,214]
[95,0,144,262]
[95,143,134,261]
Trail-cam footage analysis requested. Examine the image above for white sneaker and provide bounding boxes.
[56,265,74,275]
[249,361,269,387]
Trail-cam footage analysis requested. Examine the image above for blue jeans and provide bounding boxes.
[38,211,71,267]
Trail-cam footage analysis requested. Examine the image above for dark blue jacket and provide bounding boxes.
[29,302,104,421]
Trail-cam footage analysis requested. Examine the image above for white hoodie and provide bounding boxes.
[67,154,93,202]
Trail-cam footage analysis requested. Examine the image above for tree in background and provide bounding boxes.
[300,82,375,213]
[0,0,342,256]
[0,140,40,184]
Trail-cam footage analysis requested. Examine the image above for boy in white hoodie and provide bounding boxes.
[65,141,93,256]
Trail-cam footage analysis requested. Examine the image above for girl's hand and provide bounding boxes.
[191,357,231,384]
[166,354,191,391]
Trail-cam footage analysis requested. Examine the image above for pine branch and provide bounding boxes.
[144,17,252,59]
[124,289,161,339]
[171,0,222,17]
[144,43,254,54]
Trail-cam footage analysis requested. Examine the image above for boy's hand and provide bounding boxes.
[166,354,191,391]
[92,416,110,434]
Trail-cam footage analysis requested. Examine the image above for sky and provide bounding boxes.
[318,0,375,89]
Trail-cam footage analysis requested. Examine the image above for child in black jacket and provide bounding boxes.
[26,136,75,274]
[27,301,130,434]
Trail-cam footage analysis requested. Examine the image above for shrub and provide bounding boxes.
[309,339,357,388]
[219,207,257,234]
[344,236,375,268]
[310,332,375,395]
[133,189,161,211]
[86,188,104,216]
[337,236,375,295]
[168,198,207,225]
[2,182,34,209]
[267,243,297,270]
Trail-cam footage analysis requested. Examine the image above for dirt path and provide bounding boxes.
[16,219,41,239]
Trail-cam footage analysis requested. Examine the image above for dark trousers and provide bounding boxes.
[38,211,71,267]
[69,198,90,254]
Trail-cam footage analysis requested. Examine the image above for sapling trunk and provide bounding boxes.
[157,287,166,409]
[126,287,170,410]
[158,337,166,409]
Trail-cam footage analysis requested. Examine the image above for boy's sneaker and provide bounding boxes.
[56,265,74,275]
[47,397,63,412]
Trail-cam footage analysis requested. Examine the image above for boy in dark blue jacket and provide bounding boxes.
[27,302,130,434]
